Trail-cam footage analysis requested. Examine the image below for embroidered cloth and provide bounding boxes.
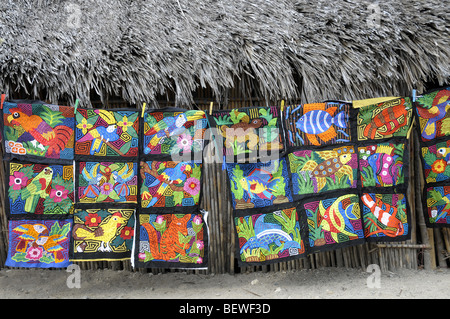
[234,205,306,266]
[226,158,293,211]
[209,106,284,162]
[415,87,450,227]
[140,160,202,212]
[75,108,139,159]
[2,101,74,163]
[142,109,208,161]
[76,161,138,204]
[5,219,72,268]
[288,145,358,198]
[71,208,135,261]
[134,211,208,268]
[6,161,74,218]
[283,101,353,149]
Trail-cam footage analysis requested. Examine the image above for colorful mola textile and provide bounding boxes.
[71,208,135,261]
[140,160,202,211]
[283,101,353,148]
[414,87,450,228]
[358,140,407,189]
[75,108,139,159]
[357,97,413,141]
[210,106,283,162]
[415,86,450,142]
[288,145,358,197]
[361,193,410,241]
[142,109,208,160]
[76,161,138,204]
[5,219,72,268]
[226,158,293,210]
[420,139,450,184]
[302,193,364,253]
[134,212,208,268]
[424,185,450,227]
[2,101,74,162]
[234,206,306,266]
[6,162,74,218]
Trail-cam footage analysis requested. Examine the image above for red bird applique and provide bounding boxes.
[7,108,73,156]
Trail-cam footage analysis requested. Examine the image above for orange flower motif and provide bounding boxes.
[431,159,447,174]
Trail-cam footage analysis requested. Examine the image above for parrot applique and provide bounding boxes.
[7,107,73,156]
[145,111,205,152]
[13,223,67,262]
[20,167,53,213]
[159,162,192,185]
[73,212,127,252]
[112,163,136,197]
[80,163,102,199]
[13,223,48,252]
[77,110,120,155]
[77,125,120,155]
[437,147,450,163]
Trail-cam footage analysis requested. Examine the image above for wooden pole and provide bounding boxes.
[434,228,448,269]
[413,130,433,270]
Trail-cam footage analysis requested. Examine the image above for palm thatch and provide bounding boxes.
[0,0,448,107]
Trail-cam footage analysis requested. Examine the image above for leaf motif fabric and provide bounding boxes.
[6,162,74,218]
[140,160,202,211]
[303,193,364,252]
[210,106,283,162]
[425,186,450,226]
[415,87,450,142]
[226,158,293,210]
[288,145,358,197]
[234,207,306,266]
[361,193,410,240]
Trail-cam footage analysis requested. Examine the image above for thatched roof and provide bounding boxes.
[0,0,448,107]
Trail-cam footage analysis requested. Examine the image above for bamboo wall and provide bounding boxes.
[0,87,449,274]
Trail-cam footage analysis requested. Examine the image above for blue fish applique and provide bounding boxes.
[295,104,347,146]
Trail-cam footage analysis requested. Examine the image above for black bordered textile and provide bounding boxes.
[131,107,210,269]
[298,188,366,253]
[1,100,75,164]
[138,159,204,214]
[5,159,74,220]
[74,108,139,161]
[283,101,356,152]
[74,160,138,206]
[225,157,293,212]
[5,218,73,268]
[233,201,307,267]
[208,106,285,163]
[70,207,136,262]
[414,86,450,227]
[350,97,413,242]
[140,107,209,162]
[133,209,209,269]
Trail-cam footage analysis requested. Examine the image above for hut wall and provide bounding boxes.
[0,87,449,274]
